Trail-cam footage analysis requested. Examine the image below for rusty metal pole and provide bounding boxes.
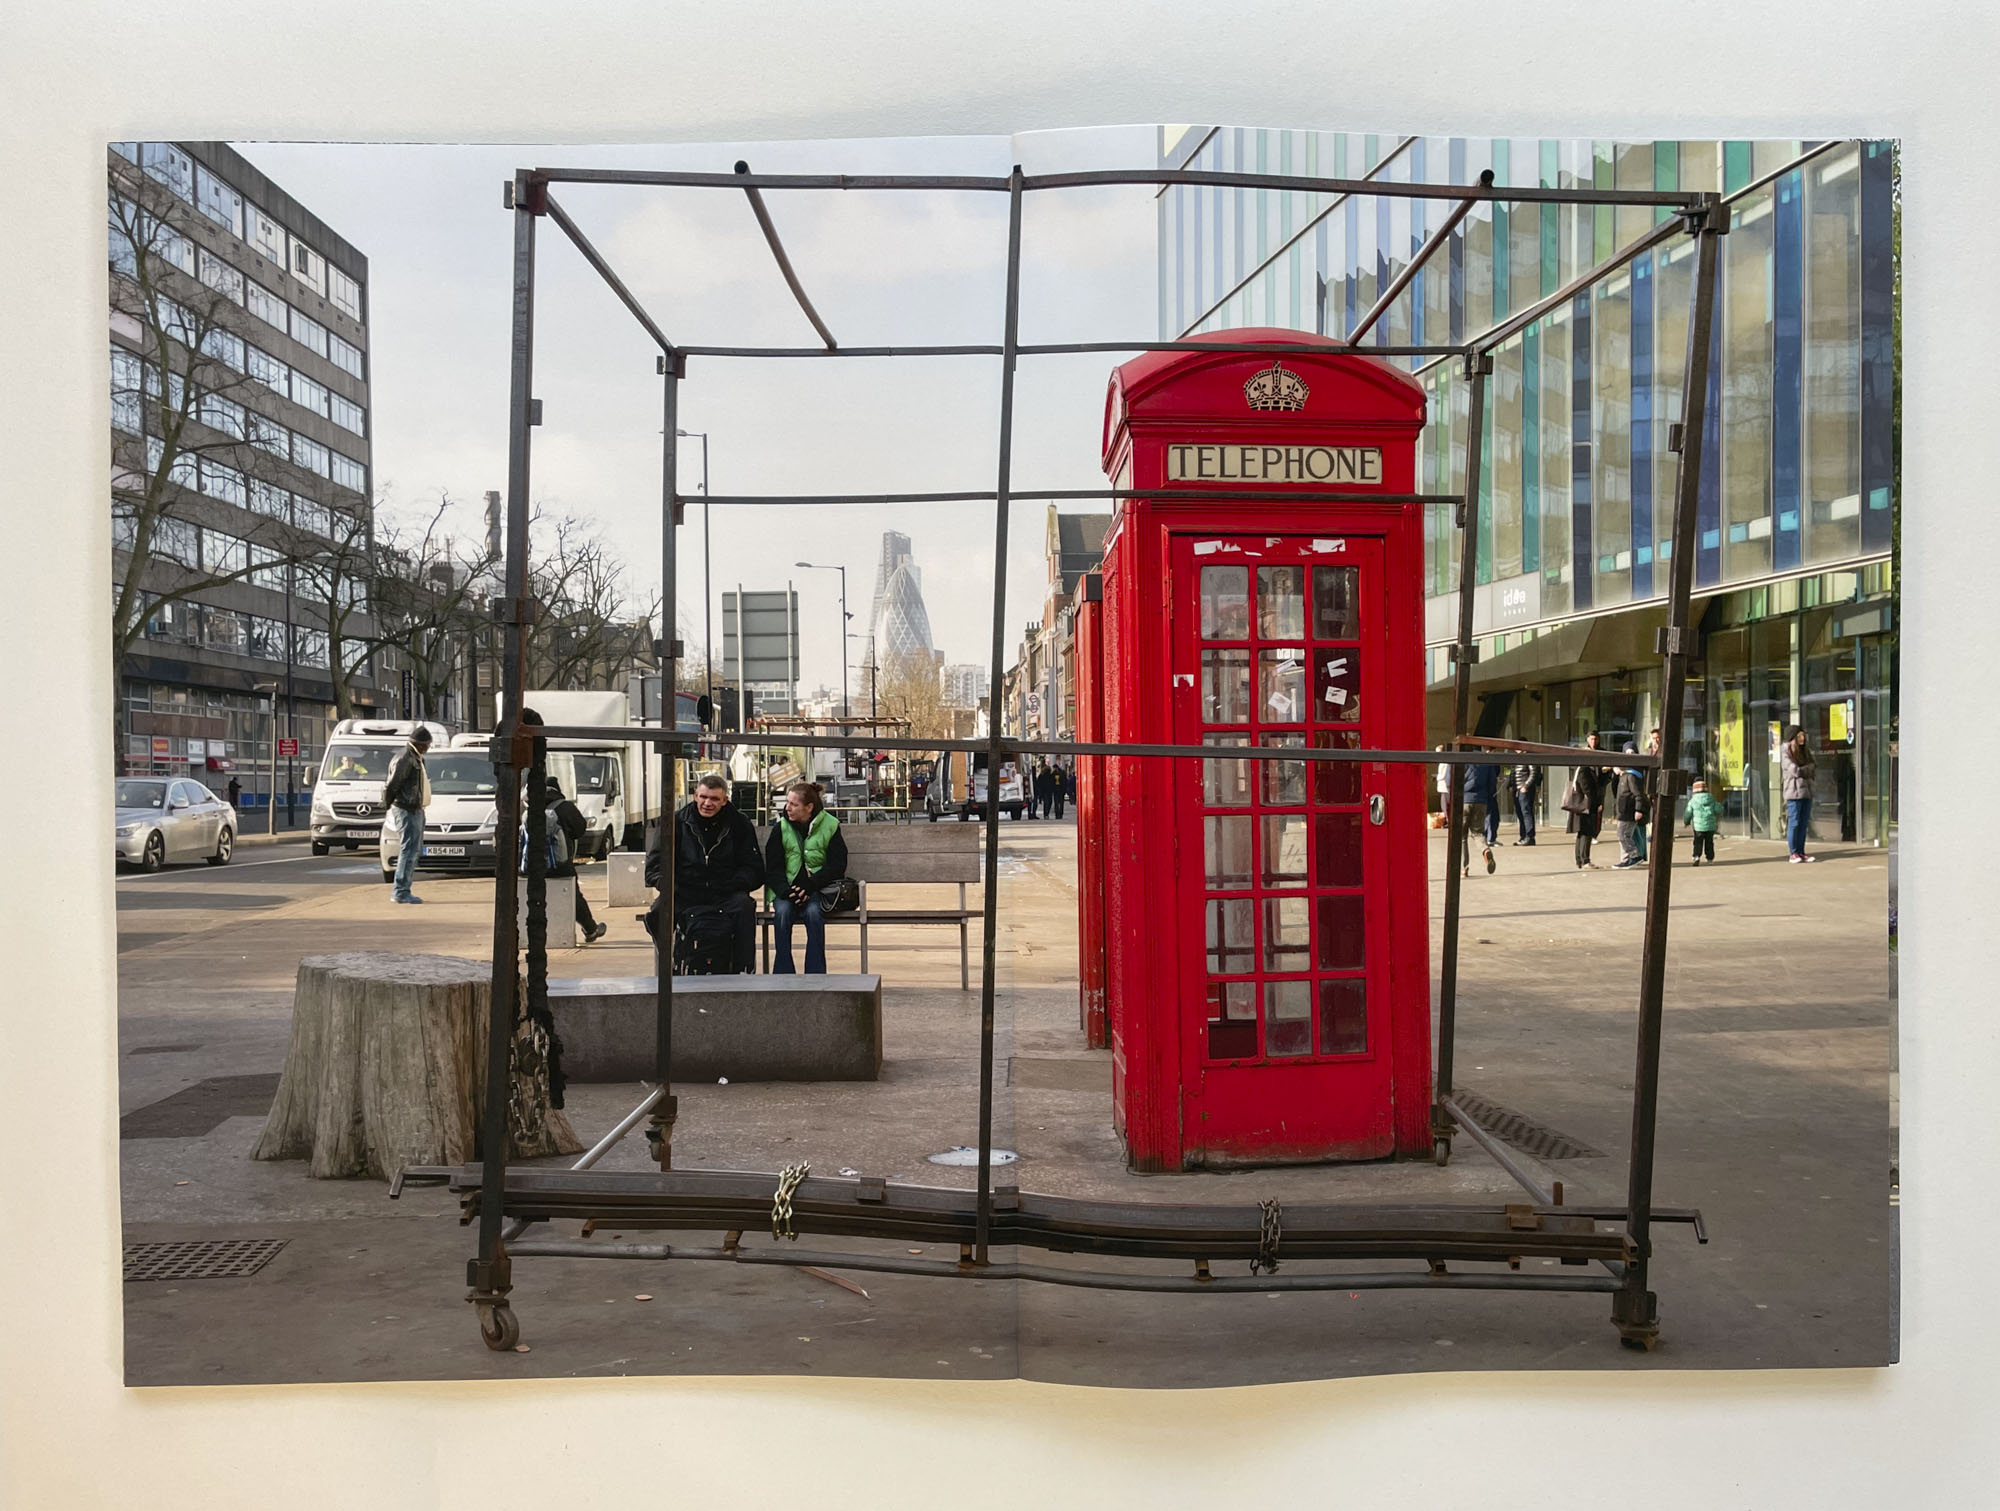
[974,166,1025,1263]
[1431,351,1491,1161]
[1614,196,1725,1350]
[650,362,683,1168]
[469,171,542,1346]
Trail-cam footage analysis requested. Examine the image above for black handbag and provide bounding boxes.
[819,877,861,915]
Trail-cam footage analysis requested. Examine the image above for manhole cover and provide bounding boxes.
[124,1238,289,1282]
[926,1146,1019,1167]
[1453,1089,1604,1161]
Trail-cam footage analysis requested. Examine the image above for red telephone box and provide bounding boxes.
[1073,571,1108,1049]
[1089,330,1432,1171]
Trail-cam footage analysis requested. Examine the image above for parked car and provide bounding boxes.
[115,777,237,871]
[377,746,502,881]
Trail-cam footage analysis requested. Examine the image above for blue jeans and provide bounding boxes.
[392,807,423,899]
[773,893,827,974]
[1785,797,1812,856]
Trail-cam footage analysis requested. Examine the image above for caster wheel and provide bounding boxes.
[477,1301,520,1351]
[1433,1138,1452,1167]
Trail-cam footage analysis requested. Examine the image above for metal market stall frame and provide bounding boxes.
[434,147,1757,1354]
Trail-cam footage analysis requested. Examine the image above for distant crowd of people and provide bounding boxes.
[1025,760,1076,820]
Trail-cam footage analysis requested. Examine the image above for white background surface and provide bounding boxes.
[2,3,1991,1505]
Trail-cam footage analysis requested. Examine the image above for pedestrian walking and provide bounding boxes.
[647,771,765,973]
[1062,763,1077,816]
[1633,729,1663,861]
[382,726,432,904]
[1051,761,1069,819]
[226,775,242,811]
[1780,725,1819,863]
[1684,778,1721,865]
[1461,760,1501,876]
[1435,745,1452,820]
[1561,732,1609,871]
[764,780,849,975]
[1612,744,1646,869]
[532,777,606,943]
[1510,761,1542,845]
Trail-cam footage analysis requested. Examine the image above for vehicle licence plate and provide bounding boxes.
[424,845,466,857]
[346,829,378,838]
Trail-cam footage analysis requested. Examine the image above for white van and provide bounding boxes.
[925,748,1025,821]
[377,741,502,881]
[308,719,451,855]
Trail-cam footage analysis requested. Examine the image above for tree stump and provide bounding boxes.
[252,952,580,1179]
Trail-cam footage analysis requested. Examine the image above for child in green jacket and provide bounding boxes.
[1684,780,1721,866]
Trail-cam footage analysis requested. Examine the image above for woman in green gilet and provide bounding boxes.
[764,780,849,974]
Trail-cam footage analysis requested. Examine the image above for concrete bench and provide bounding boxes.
[546,974,882,1082]
[755,822,983,988]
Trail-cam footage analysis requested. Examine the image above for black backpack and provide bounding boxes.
[674,903,739,976]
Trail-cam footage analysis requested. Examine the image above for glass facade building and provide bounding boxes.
[1158,129,1897,845]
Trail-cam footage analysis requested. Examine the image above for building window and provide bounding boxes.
[247,345,290,398]
[292,626,330,667]
[291,240,327,298]
[202,605,249,653]
[329,450,365,494]
[248,203,286,268]
[141,142,194,202]
[288,307,330,358]
[328,267,362,322]
[328,392,365,435]
[199,326,246,374]
[246,279,287,332]
[157,225,196,276]
[248,411,289,460]
[250,549,289,591]
[294,495,331,537]
[249,478,292,520]
[199,458,247,508]
[291,371,331,419]
[198,391,246,439]
[112,142,140,164]
[293,434,331,479]
[153,517,198,566]
[198,249,245,305]
[327,333,365,381]
[108,193,139,275]
[111,347,144,433]
[195,165,245,238]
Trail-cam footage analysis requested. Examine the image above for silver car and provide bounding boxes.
[115,777,238,871]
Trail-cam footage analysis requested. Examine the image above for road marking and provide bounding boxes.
[116,851,351,882]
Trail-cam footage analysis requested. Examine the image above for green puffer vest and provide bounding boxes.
[770,809,838,901]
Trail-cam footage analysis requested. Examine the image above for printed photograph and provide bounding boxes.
[108,124,1897,1385]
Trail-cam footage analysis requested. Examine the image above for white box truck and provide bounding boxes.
[514,689,665,856]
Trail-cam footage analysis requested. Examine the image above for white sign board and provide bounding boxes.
[1166,443,1382,484]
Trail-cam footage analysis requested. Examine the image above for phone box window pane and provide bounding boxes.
[1262,734,1305,804]
[1203,735,1251,806]
[1200,564,1250,638]
[1265,980,1313,1056]
[1263,896,1311,972]
[1314,566,1360,638]
[1319,979,1367,1055]
[1205,816,1253,887]
[1317,894,1365,969]
[1315,810,1363,887]
[1207,981,1259,1059]
[1314,647,1362,723]
[1202,649,1250,724]
[1258,565,1305,638]
[1258,649,1306,724]
[1261,815,1309,888]
[1313,731,1362,802]
[1206,898,1256,974]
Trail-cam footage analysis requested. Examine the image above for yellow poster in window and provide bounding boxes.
[1829,700,1850,743]
[1719,689,1744,787]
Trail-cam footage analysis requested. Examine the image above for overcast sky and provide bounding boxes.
[234,127,1160,697]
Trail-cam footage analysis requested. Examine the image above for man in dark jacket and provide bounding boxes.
[646,771,764,972]
[381,727,432,904]
[539,777,606,943]
[1462,760,1501,877]
[1510,761,1542,845]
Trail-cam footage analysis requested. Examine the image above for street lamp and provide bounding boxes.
[253,679,280,836]
[675,429,711,704]
[794,561,849,720]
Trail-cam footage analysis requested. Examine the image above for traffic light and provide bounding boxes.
[720,686,740,732]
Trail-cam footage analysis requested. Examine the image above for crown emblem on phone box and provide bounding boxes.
[1243,360,1309,411]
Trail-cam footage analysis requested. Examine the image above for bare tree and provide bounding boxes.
[522,511,660,692]
[875,650,952,738]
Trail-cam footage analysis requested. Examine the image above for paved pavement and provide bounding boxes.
[115,818,1893,1385]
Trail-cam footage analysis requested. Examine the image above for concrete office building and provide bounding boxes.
[110,141,378,814]
[1158,128,1896,844]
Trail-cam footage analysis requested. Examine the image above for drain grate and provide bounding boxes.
[1452,1088,1604,1161]
[120,1073,282,1140]
[123,1238,288,1282]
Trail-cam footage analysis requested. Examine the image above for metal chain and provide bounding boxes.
[1250,1198,1283,1275]
[771,1162,810,1242]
